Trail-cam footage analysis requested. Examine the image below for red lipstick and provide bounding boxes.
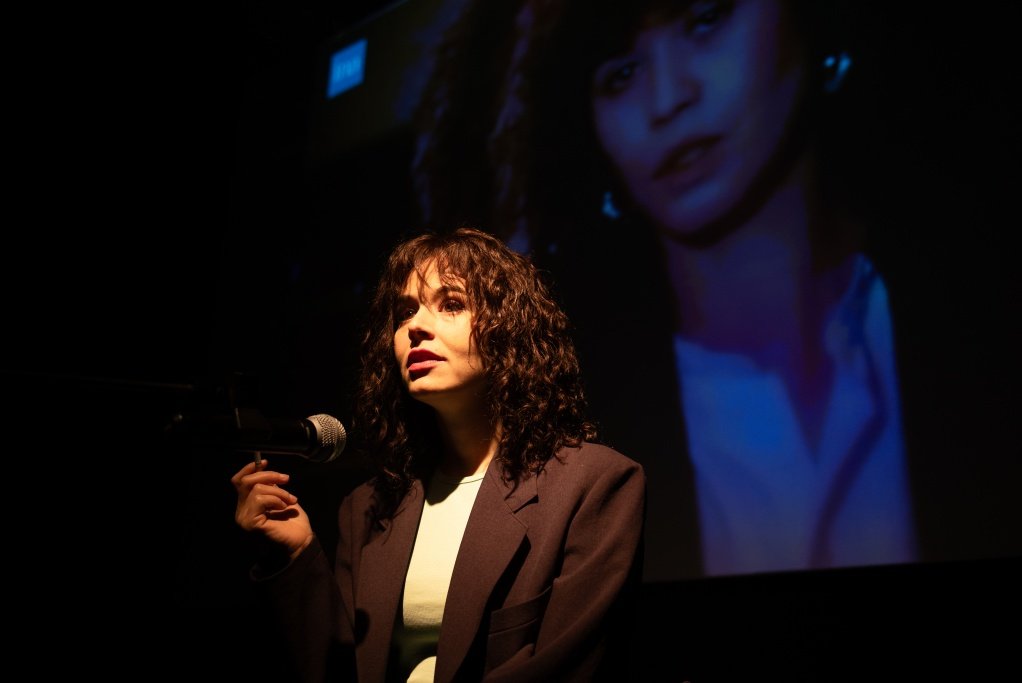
[407,348,444,375]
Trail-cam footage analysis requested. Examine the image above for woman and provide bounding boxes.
[413,0,925,580]
[232,227,646,682]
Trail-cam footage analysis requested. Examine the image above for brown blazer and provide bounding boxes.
[259,442,646,682]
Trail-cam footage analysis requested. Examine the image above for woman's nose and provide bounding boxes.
[648,36,700,126]
[407,309,434,342]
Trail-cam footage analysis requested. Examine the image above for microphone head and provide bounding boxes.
[307,413,347,463]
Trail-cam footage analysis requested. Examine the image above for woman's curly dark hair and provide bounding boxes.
[354,227,596,518]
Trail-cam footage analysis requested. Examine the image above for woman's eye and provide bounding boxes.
[441,298,466,313]
[687,0,732,37]
[594,59,639,96]
[396,305,416,321]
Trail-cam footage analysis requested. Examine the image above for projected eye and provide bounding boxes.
[686,0,733,38]
[594,58,640,96]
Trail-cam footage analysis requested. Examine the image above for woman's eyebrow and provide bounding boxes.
[433,283,467,297]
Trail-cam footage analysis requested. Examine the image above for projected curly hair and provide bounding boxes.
[354,227,596,517]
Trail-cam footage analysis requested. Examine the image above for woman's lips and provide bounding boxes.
[407,349,444,375]
[408,359,442,374]
[652,135,722,189]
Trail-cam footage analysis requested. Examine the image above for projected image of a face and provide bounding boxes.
[404,0,1021,582]
[591,0,807,239]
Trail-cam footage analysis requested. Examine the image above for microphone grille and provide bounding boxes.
[307,413,347,463]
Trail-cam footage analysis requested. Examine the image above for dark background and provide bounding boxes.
[7,1,1017,680]
[5,1,398,675]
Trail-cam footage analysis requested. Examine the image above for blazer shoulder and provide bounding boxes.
[571,440,642,466]
[551,441,645,480]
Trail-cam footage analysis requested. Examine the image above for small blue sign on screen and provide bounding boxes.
[327,38,368,99]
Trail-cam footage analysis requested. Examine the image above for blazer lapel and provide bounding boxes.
[433,462,535,682]
[356,481,424,683]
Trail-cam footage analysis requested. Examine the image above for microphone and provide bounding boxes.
[167,407,347,464]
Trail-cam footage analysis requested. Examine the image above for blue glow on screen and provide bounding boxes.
[327,39,368,98]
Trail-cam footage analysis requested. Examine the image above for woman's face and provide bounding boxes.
[590,0,807,239]
[392,261,487,414]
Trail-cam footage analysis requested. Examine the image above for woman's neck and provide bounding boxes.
[661,155,857,359]
[660,155,862,450]
[434,406,499,479]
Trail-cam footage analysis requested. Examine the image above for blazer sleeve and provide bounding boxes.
[484,451,647,682]
[253,492,360,683]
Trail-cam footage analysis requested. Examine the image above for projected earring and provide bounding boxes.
[822,51,853,94]
[602,190,622,220]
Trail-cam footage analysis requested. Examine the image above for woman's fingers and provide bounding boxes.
[232,461,291,493]
[233,459,301,531]
[230,459,264,486]
[251,484,299,510]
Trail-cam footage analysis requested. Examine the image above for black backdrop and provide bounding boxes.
[8,1,1017,680]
